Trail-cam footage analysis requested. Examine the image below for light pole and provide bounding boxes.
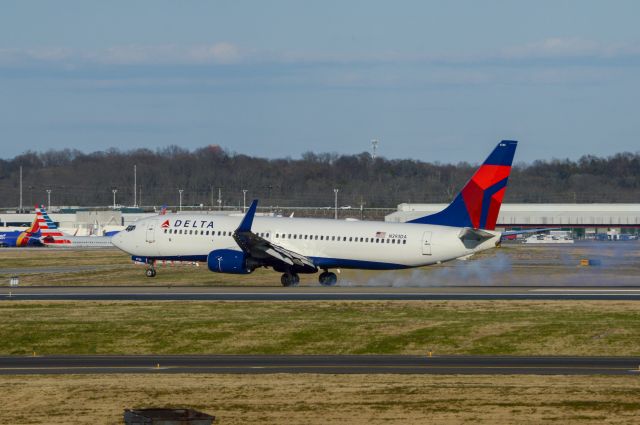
[46,189,52,210]
[133,164,137,207]
[19,166,23,213]
[178,189,184,211]
[242,189,247,212]
[112,189,118,209]
[217,187,222,211]
[334,188,339,220]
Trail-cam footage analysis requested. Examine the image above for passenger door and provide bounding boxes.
[146,222,155,243]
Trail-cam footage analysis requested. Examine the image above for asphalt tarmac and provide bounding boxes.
[3,285,640,301]
[0,355,638,375]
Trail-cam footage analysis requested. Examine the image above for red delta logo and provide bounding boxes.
[461,164,511,230]
[161,220,170,228]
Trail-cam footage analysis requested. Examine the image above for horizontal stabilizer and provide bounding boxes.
[458,227,495,242]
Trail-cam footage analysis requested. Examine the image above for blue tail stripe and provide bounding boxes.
[408,195,472,226]
[479,177,509,229]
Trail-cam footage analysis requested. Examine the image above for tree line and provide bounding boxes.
[1,145,639,210]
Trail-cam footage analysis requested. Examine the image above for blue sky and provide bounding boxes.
[1,1,639,162]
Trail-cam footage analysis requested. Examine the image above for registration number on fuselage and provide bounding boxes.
[388,234,407,239]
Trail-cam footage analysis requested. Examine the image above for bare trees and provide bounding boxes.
[1,145,639,209]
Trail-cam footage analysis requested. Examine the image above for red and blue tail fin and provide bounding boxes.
[408,140,517,230]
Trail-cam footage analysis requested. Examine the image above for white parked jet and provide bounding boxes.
[112,141,517,286]
[35,206,114,248]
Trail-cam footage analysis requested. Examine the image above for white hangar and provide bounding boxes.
[385,203,640,230]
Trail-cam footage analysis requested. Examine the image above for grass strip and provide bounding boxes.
[0,301,638,356]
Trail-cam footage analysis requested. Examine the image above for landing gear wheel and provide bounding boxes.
[281,272,300,287]
[319,271,337,286]
[145,268,156,278]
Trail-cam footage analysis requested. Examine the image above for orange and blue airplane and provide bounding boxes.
[0,215,43,247]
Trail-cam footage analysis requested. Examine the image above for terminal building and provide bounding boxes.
[0,208,236,236]
[2,204,639,237]
[385,203,640,236]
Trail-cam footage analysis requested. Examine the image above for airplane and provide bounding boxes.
[35,206,114,248]
[0,215,43,247]
[112,140,520,285]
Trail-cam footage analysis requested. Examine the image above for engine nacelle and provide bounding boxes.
[207,249,253,274]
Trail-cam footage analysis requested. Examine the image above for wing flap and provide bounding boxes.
[264,247,294,266]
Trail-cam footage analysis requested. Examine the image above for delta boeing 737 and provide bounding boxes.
[112,141,517,286]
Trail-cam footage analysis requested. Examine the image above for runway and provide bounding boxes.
[2,285,640,301]
[0,355,638,375]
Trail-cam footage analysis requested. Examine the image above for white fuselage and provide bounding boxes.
[113,214,501,270]
[43,235,114,248]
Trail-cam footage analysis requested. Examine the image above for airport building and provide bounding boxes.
[0,208,238,236]
[2,203,640,237]
[385,203,640,235]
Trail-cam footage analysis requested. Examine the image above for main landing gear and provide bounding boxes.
[281,272,300,287]
[318,271,337,286]
[145,263,157,278]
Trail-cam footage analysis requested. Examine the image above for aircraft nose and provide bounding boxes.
[111,232,126,250]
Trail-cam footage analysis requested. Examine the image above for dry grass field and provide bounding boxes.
[0,301,639,356]
[0,374,639,424]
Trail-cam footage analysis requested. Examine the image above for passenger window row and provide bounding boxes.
[162,228,407,245]
[275,233,407,245]
[162,229,270,238]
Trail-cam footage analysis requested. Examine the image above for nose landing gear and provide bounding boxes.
[318,271,337,286]
[145,260,157,278]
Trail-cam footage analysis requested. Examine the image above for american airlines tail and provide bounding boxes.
[35,205,70,244]
[408,140,517,230]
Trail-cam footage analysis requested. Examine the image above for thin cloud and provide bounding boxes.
[500,37,640,60]
[0,42,244,67]
[1,38,640,68]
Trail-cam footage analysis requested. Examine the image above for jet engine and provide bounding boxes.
[207,249,254,274]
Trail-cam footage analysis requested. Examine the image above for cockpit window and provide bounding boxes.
[125,225,136,232]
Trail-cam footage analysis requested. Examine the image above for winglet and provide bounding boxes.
[236,199,259,233]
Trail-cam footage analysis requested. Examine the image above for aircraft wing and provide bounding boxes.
[232,200,317,273]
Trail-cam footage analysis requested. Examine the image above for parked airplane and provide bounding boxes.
[36,206,113,248]
[113,141,519,285]
[0,216,42,247]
